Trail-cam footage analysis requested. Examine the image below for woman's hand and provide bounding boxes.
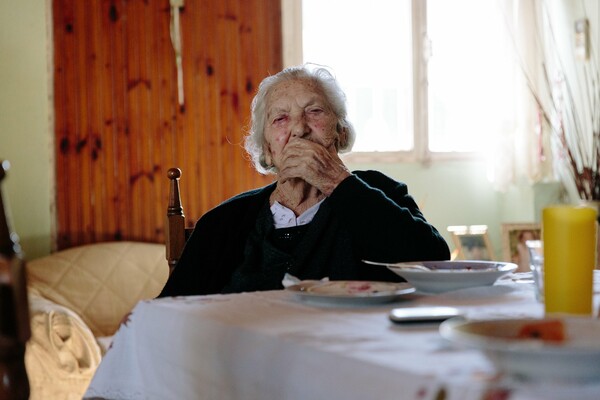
[277,137,351,196]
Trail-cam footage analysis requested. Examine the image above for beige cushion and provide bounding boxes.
[26,241,169,337]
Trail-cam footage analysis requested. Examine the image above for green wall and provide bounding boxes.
[0,0,53,259]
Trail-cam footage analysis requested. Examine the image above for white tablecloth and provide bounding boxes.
[84,278,600,400]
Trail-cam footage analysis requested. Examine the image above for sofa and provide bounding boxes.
[24,241,169,400]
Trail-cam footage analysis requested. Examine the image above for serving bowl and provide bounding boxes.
[382,260,517,293]
[439,317,600,382]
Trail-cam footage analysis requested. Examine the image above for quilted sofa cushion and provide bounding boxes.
[26,241,169,337]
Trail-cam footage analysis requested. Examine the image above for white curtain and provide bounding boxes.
[489,0,556,192]
[492,0,599,202]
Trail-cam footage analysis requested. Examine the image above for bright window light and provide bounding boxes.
[301,0,516,157]
[303,0,413,152]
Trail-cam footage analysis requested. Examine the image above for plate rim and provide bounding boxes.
[286,280,415,299]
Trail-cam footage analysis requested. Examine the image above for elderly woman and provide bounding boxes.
[159,65,450,296]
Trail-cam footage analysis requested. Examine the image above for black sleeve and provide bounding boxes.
[157,210,233,297]
[158,188,272,297]
[327,170,450,263]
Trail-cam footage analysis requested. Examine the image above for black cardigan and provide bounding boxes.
[159,170,450,297]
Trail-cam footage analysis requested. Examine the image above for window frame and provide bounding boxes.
[281,0,486,164]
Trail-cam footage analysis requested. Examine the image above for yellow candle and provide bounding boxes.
[542,205,597,315]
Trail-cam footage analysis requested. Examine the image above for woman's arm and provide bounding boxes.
[327,170,450,263]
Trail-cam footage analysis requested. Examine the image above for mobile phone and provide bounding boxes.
[389,306,462,323]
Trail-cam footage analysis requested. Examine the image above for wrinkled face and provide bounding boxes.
[263,79,343,168]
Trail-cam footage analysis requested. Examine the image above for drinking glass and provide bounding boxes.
[525,240,543,302]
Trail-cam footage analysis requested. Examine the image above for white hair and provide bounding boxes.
[244,64,356,174]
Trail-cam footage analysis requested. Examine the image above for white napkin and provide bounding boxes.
[281,273,329,288]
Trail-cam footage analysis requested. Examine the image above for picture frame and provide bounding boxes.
[447,225,494,261]
[501,223,541,272]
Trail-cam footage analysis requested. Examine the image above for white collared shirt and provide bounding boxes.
[270,199,325,229]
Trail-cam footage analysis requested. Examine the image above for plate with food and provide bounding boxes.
[286,280,415,305]
[363,260,517,293]
[439,317,600,382]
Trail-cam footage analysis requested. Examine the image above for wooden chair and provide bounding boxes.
[166,167,193,274]
[0,160,31,399]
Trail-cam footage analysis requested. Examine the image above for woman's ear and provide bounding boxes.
[263,144,273,167]
[337,126,348,149]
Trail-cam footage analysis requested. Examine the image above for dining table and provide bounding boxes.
[83,272,600,400]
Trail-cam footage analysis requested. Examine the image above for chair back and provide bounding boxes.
[0,160,30,399]
[166,167,193,274]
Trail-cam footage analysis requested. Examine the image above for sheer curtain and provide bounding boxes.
[492,0,599,201]
[488,0,555,192]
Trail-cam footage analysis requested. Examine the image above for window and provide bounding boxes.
[289,0,517,161]
[302,0,413,154]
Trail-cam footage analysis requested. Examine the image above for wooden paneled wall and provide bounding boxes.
[53,0,280,250]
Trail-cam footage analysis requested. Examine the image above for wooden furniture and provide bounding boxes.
[166,167,193,274]
[0,160,30,400]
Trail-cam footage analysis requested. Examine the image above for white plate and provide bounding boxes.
[286,280,415,305]
[383,260,517,293]
[439,317,600,382]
